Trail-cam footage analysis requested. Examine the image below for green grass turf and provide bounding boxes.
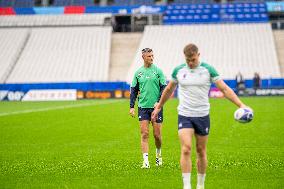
[0,97,283,188]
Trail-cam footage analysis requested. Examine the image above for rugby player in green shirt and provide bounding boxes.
[129,48,167,169]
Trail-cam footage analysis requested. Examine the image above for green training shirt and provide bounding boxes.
[131,64,166,108]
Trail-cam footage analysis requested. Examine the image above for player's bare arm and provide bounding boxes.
[215,79,246,108]
[152,81,177,121]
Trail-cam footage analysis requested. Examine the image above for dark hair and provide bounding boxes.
[183,44,198,57]
[142,48,153,53]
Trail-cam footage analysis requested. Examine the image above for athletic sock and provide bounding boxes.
[143,153,149,163]
[197,173,206,187]
[156,148,161,157]
[182,173,191,189]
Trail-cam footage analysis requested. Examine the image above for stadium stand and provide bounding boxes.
[109,33,143,81]
[273,30,284,75]
[163,3,268,24]
[0,14,112,27]
[52,0,71,6]
[0,28,29,83]
[0,0,282,8]
[172,0,214,4]
[14,0,34,8]
[5,27,112,83]
[113,0,155,5]
[0,1,283,84]
[72,0,95,6]
[126,23,281,83]
[0,0,14,7]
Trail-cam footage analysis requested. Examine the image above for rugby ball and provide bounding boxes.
[234,108,253,123]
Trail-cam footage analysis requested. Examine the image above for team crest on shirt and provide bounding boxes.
[138,72,143,78]
[153,71,159,77]
[183,74,187,79]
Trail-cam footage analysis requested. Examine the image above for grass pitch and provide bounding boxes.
[0,97,283,188]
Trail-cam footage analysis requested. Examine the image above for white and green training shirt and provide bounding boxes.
[171,62,221,117]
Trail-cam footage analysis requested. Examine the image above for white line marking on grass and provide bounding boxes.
[0,100,125,117]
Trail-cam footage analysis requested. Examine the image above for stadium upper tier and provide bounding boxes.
[4,27,112,83]
[0,13,111,27]
[0,0,278,7]
[163,3,268,24]
[127,23,281,83]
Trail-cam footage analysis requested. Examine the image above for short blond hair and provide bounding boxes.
[183,44,198,57]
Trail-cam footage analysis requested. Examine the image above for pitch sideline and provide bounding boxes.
[0,99,126,117]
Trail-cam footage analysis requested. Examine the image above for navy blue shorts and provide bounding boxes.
[138,107,163,123]
[178,114,210,136]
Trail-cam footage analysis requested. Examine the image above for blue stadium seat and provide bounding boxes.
[53,0,71,6]
[233,0,265,2]
[113,0,130,5]
[173,0,214,4]
[113,0,154,6]
[0,0,15,7]
[164,2,268,25]
[72,0,95,6]
[14,0,34,8]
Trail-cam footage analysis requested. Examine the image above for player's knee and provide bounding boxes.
[153,132,161,141]
[196,146,206,158]
[141,131,149,141]
[181,144,192,156]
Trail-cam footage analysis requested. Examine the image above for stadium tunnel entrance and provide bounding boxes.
[112,14,162,32]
